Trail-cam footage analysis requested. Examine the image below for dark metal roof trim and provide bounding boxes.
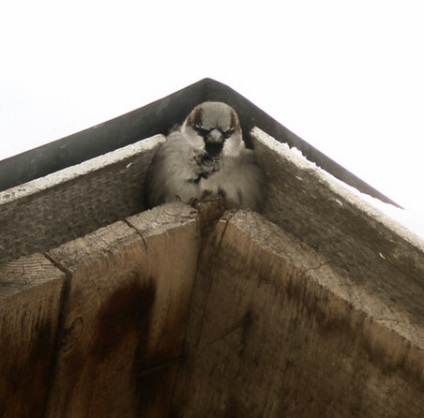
[0,78,400,207]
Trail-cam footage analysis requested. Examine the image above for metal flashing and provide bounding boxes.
[0,78,399,206]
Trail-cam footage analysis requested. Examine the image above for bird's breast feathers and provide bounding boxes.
[145,101,264,210]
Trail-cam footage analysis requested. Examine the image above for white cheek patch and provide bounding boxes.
[222,133,244,157]
[182,128,205,150]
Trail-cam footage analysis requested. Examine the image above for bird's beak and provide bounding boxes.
[207,129,224,144]
[204,129,225,157]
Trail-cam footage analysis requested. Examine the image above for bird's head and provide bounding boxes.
[182,101,244,158]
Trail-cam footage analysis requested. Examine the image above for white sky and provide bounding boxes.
[1,1,423,220]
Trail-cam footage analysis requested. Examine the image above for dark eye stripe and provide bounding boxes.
[194,125,235,140]
[194,125,210,137]
[223,128,235,139]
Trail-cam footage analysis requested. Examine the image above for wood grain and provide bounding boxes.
[45,202,199,418]
[0,254,65,418]
[0,135,165,265]
[172,210,424,418]
[253,127,424,337]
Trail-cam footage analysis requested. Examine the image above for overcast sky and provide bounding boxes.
[1,1,423,219]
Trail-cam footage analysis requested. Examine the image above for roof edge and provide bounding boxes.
[0,78,400,207]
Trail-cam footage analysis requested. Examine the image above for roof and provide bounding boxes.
[0,78,399,207]
[1,80,424,416]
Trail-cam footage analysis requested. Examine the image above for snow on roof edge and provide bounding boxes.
[0,134,166,205]
[252,126,424,252]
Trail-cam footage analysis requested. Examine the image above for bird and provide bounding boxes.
[145,101,264,211]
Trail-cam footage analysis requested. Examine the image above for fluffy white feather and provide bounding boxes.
[145,101,264,211]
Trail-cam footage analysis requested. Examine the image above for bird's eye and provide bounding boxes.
[194,125,210,137]
[223,128,235,139]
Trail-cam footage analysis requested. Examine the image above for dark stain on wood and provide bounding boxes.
[0,255,64,418]
[136,363,179,418]
[93,271,163,416]
[0,316,57,418]
[94,272,156,363]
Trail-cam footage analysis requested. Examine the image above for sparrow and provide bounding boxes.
[145,101,264,211]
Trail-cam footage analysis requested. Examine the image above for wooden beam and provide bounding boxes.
[45,202,199,418]
[0,254,65,418]
[172,210,424,417]
[253,126,424,347]
[0,134,165,266]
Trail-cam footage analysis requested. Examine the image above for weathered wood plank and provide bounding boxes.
[45,202,199,418]
[0,254,65,418]
[0,134,165,265]
[125,203,200,367]
[172,210,424,418]
[136,363,180,418]
[253,127,424,331]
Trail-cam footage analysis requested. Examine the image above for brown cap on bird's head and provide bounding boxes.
[182,102,244,157]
